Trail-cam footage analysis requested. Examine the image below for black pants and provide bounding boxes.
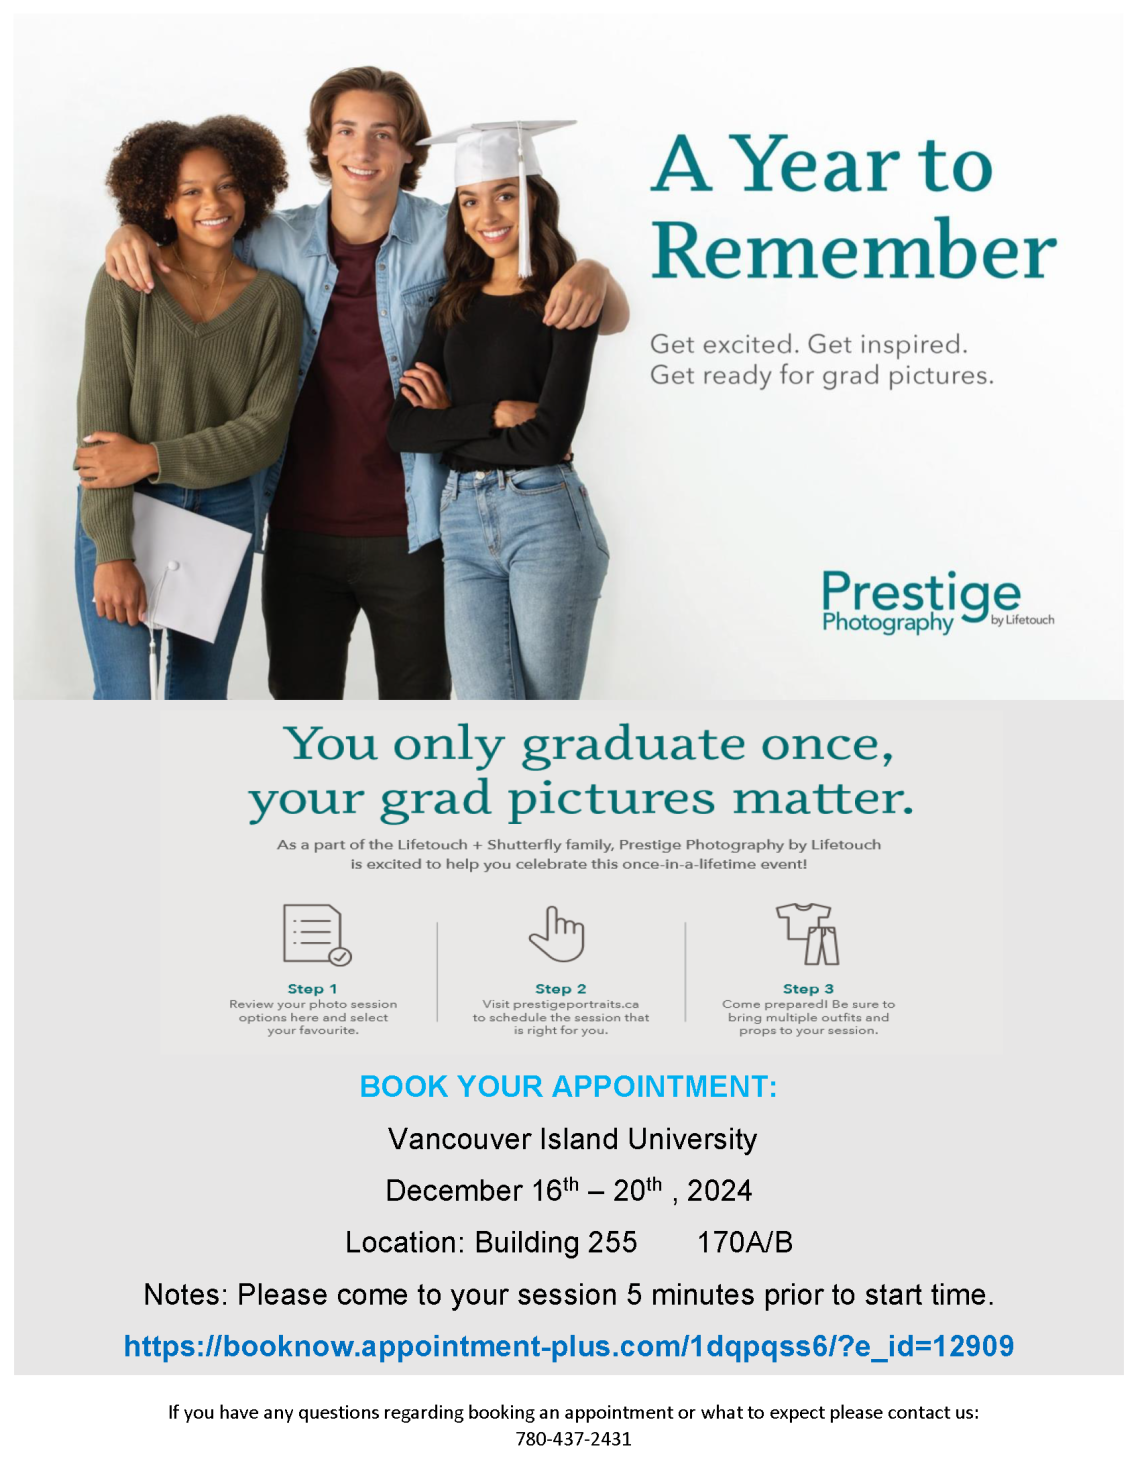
[262,528,450,699]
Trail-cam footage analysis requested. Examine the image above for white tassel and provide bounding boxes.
[146,560,180,701]
[516,122,531,280]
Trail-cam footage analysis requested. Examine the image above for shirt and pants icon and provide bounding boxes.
[775,903,840,965]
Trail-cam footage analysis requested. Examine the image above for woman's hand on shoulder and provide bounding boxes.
[93,561,148,625]
[106,225,168,294]
[399,363,452,409]
[493,401,539,429]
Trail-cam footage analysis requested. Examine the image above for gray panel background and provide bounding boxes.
[14,701,1122,1374]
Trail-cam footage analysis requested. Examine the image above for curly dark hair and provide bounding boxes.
[105,115,288,245]
[433,177,576,328]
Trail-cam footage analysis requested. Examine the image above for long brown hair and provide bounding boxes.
[433,177,575,328]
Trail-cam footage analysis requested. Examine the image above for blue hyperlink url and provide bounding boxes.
[124,1331,1014,1365]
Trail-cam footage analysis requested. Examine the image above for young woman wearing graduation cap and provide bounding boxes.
[387,121,610,700]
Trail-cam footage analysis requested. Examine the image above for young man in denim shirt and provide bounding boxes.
[105,66,629,699]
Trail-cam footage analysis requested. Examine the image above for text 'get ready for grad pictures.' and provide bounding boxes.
[7,8,1131,1475]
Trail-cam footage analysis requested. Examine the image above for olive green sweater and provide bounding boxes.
[76,267,303,563]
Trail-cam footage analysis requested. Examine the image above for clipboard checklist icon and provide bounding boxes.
[283,905,351,965]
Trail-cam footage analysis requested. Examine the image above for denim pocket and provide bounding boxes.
[401,277,446,307]
[509,467,567,495]
[401,278,445,340]
[577,486,609,557]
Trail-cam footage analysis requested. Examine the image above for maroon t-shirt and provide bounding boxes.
[270,225,407,537]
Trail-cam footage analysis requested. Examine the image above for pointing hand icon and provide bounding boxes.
[529,906,585,963]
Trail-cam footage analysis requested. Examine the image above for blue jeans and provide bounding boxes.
[440,464,609,700]
[74,479,256,700]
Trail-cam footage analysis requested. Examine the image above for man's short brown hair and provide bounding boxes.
[307,66,430,190]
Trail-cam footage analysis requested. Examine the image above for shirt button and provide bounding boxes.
[323,284,331,292]
[378,263,386,270]
[390,355,398,362]
[380,309,388,317]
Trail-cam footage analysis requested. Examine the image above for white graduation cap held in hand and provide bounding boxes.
[130,492,252,699]
[419,120,575,280]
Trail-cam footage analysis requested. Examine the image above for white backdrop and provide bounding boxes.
[14,13,1122,699]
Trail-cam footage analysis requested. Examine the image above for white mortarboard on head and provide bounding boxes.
[418,120,575,279]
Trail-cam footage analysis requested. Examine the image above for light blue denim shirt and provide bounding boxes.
[235,190,449,552]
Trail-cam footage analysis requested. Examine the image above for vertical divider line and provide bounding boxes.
[435,922,439,1023]
[684,922,688,1022]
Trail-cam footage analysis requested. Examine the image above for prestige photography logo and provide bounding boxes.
[821,569,1054,637]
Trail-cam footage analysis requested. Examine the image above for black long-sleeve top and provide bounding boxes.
[387,292,598,471]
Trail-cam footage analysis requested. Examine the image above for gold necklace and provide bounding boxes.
[172,247,233,322]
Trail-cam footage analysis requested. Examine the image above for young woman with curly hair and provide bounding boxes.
[75,115,303,698]
[387,124,609,700]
